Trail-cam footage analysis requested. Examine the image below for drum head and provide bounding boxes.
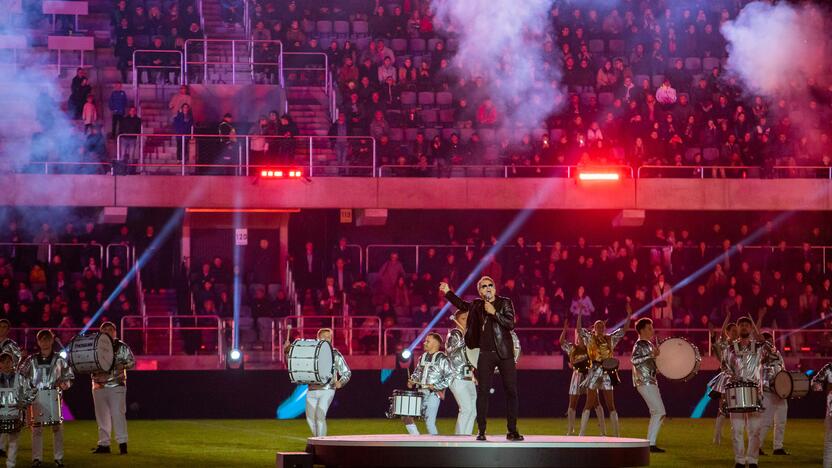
[316,340,334,381]
[95,333,115,373]
[656,337,700,381]
[602,358,619,370]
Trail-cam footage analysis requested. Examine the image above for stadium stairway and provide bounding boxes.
[285,86,335,165]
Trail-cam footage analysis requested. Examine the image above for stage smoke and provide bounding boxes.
[431,0,563,135]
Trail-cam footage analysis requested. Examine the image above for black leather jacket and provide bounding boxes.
[445,291,515,360]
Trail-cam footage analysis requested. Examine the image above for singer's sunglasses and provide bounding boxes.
[479,283,494,289]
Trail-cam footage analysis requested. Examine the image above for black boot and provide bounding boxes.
[119,443,128,455]
[91,445,110,454]
[773,448,789,455]
[506,432,524,441]
[649,446,666,453]
[476,432,486,441]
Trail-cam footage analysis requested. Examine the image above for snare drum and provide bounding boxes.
[28,389,62,427]
[386,389,424,419]
[0,389,23,433]
[773,370,810,399]
[601,358,620,371]
[656,337,702,382]
[724,381,761,413]
[67,332,114,374]
[288,339,334,385]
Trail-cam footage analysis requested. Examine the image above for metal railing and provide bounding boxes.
[22,161,110,174]
[0,241,103,269]
[276,315,383,360]
[378,164,634,178]
[131,49,184,111]
[184,39,283,85]
[105,244,135,269]
[115,133,377,177]
[282,52,329,91]
[363,243,832,276]
[119,314,224,357]
[637,164,832,179]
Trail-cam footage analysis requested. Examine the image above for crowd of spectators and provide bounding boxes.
[0,218,147,347]
[246,0,832,176]
[290,221,832,356]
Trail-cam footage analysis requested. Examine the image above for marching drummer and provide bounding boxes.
[403,332,453,436]
[631,318,666,453]
[577,310,632,437]
[559,314,604,436]
[723,316,770,468]
[0,351,35,468]
[19,329,74,468]
[303,328,350,437]
[0,319,22,459]
[91,322,136,455]
[810,362,832,468]
[710,317,738,445]
[445,311,477,435]
[755,330,789,456]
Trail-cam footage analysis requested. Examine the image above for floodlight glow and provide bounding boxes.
[578,172,620,181]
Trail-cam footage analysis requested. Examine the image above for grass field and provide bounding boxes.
[7,417,825,467]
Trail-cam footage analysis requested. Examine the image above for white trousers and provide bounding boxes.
[730,412,763,465]
[31,425,63,462]
[4,432,18,468]
[306,389,336,437]
[93,386,129,446]
[636,384,666,445]
[450,379,477,435]
[404,392,441,435]
[824,415,832,468]
[758,391,787,450]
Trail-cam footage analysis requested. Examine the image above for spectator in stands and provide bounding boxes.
[250,286,274,344]
[118,107,142,165]
[377,252,405,303]
[108,83,128,139]
[220,0,243,27]
[173,103,194,162]
[377,56,396,84]
[168,86,192,117]
[476,99,498,128]
[329,113,351,170]
[82,95,98,134]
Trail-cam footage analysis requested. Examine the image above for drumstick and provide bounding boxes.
[286,324,293,343]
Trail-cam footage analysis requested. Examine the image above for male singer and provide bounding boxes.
[440,277,523,441]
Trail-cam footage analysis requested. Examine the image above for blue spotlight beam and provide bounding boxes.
[405,179,561,353]
[81,209,186,334]
[231,205,244,351]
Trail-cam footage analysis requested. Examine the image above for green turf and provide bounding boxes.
[8,417,824,467]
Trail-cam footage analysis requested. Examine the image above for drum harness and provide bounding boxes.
[592,335,620,387]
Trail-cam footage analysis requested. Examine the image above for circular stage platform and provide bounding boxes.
[306,434,650,467]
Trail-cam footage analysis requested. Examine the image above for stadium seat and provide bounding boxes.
[588,39,605,54]
[685,147,701,162]
[418,91,435,107]
[598,92,614,106]
[436,91,453,107]
[439,109,456,125]
[391,38,408,53]
[316,21,333,34]
[531,128,546,140]
[580,92,597,105]
[410,38,426,53]
[400,91,417,108]
[684,57,702,71]
[608,39,625,54]
[389,127,404,141]
[702,147,719,162]
[427,38,442,52]
[611,147,626,161]
[355,37,371,49]
[702,56,720,71]
[460,128,474,142]
[441,128,457,140]
[479,128,496,143]
[352,20,369,36]
[302,19,315,33]
[424,128,439,140]
[334,20,350,37]
[652,74,665,88]
[446,38,459,51]
[549,128,564,141]
[404,128,419,141]
[386,110,402,126]
[633,74,650,87]
[420,109,438,126]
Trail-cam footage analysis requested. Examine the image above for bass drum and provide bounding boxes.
[656,337,702,382]
[67,332,114,374]
[288,339,334,385]
[773,370,810,399]
[463,330,521,369]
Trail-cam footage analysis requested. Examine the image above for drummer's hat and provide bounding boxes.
[36,329,54,340]
[100,321,117,331]
[0,319,10,327]
[0,352,12,362]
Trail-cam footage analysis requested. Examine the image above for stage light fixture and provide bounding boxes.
[227,348,244,370]
[578,172,620,181]
[400,349,412,361]
[58,349,68,360]
[259,169,302,179]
